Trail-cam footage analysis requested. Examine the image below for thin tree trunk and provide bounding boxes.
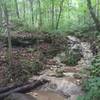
[30,2,34,25]
[67,0,70,19]
[15,0,20,19]
[55,8,58,26]
[3,1,12,67]
[35,7,38,24]
[83,10,86,24]
[23,0,26,20]
[96,0,99,17]
[0,5,3,27]
[56,0,64,29]
[48,8,51,26]
[38,0,42,29]
[51,0,54,29]
[87,0,100,31]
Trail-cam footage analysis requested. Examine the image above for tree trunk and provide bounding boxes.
[56,0,64,29]
[0,5,3,27]
[0,82,30,94]
[51,0,54,29]
[2,0,12,68]
[87,0,100,31]
[30,1,34,25]
[67,0,70,19]
[29,0,34,25]
[23,0,26,20]
[97,0,99,17]
[15,0,20,18]
[38,0,42,29]
[0,79,49,99]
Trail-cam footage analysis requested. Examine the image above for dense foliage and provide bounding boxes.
[90,54,100,77]
[78,54,100,100]
[0,0,100,33]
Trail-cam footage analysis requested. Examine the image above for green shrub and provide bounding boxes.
[90,54,100,77]
[5,62,30,84]
[77,77,100,100]
[83,77,100,92]
[62,51,81,66]
[0,27,4,34]
[21,60,43,75]
[65,53,79,66]
[5,59,43,84]
[77,54,100,100]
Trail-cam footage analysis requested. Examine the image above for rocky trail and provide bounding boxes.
[29,68,83,100]
[27,36,93,100]
[0,35,94,100]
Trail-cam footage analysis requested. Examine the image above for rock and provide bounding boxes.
[76,80,82,86]
[53,52,67,65]
[67,36,93,67]
[5,93,37,100]
[56,79,82,95]
[67,36,80,43]
[53,57,61,64]
[40,78,83,95]
[64,67,80,73]
[73,73,82,79]
[32,93,38,97]
[46,59,57,65]
[80,42,93,67]
[63,72,74,77]
[55,70,64,77]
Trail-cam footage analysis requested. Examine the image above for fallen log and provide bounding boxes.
[0,79,49,100]
[0,81,36,94]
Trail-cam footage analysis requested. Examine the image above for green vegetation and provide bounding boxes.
[78,77,100,100]
[0,0,100,33]
[78,54,100,100]
[5,59,43,84]
[62,52,81,66]
[21,60,43,75]
[90,54,100,77]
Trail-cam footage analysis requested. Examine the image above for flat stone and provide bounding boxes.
[63,72,74,77]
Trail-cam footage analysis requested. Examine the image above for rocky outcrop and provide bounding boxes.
[67,35,93,67]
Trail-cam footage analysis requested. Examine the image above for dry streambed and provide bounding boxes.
[0,35,93,100]
[28,36,93,100]
[28,66,84,100]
